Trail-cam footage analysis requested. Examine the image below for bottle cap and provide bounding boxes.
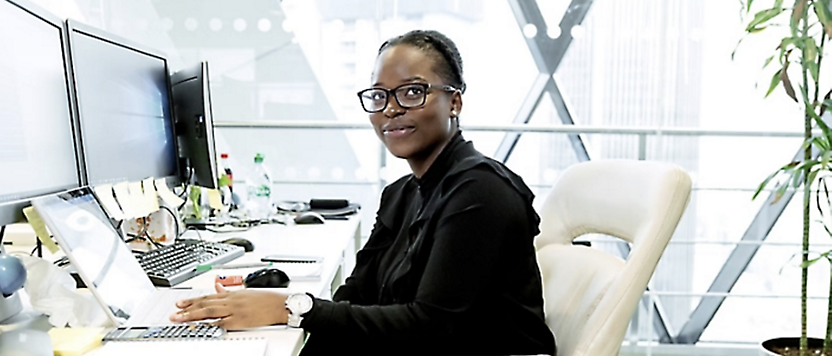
[220,153,229,159]
[254,153,264,163]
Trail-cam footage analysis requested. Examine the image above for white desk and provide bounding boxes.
[2,216,361,356]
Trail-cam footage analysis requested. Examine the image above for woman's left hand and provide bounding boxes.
[170,283,289,330]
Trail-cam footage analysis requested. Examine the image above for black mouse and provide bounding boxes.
[221,237,254,252]
[294,211,325,225]
[244,267,291,288]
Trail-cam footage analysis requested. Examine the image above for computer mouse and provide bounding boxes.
[244,267,290,288]
[221,237,254,252]
[294,211,325,225]
[0,329,53,356]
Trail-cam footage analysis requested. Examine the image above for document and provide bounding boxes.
[85,338,267,356]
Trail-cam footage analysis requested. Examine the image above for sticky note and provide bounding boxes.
[92,184,125,220]
[112,182,137,219]
[155,178,184,207]
[126,181,152,217]
[22,206,59,253]
[206,188,223,210]
[142,177,160,213]
[48,327,105,356]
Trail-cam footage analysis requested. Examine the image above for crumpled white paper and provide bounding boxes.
[16,254,108,327]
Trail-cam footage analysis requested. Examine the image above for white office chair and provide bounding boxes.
[536,159,692,356]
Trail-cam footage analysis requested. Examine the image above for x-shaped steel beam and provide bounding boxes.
[505,0,676,343]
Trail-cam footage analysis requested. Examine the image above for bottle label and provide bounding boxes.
[251,184,271,197]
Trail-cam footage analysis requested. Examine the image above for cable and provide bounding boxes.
[176,167,194,199]
[182,226,204,241]
[0,225,5,247]
[159,205,180,240]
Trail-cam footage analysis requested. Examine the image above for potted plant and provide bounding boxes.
[744,0,832,355]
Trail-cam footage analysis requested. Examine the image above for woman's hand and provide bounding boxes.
[169,283,289,330]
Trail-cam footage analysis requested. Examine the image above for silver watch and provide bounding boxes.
[285,293,314,328]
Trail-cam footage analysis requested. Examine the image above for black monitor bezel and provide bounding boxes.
[64,19,182,189]
[0,0,83,226]
[170,61,219,190]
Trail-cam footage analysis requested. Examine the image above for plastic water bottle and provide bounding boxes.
[218,153,234,211]
[246,153,273,220]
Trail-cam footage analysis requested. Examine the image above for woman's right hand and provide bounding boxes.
[170,283,290,330]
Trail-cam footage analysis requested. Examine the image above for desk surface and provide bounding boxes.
[2,216,361,356]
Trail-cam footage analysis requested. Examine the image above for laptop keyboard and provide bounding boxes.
[136,240,244,287]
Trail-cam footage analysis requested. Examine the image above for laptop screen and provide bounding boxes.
[31,187,156,325]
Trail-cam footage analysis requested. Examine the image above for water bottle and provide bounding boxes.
[246,153,273,220]
[218,153,235,211]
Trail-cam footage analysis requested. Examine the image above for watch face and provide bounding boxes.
[289,294,313,314]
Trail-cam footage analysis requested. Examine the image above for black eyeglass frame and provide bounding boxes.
[356,83,458,113]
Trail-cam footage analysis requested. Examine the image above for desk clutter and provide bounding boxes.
[277,198,361,219]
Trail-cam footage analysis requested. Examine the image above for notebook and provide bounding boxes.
[31,186,210,327]
[85,338,267,356]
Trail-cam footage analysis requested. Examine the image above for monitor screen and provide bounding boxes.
[0,0,81,226]
[171,61,218,189]
[67,20,180,187]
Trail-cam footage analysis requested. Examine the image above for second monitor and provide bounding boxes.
[66,19,180,187]
[171,61,218,190]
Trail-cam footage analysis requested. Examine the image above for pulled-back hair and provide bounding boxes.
[378,30,466,94]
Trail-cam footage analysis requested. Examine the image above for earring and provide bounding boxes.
[451,110,458,117]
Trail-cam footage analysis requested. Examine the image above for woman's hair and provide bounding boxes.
[378,30,466,94]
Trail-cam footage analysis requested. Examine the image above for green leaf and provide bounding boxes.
[807,169,820,191]
[754,169,782,200]
[821,149,832,169]
[800,256,824,268]
[792,0,808,29]
[763,54,775,68]
[804,37,818,63]
[812,136,830,151]
[747,8,787,32]
[747,0,754,13]
[766,69,783,97]
[808,61,819,83]
[814,0,832,38]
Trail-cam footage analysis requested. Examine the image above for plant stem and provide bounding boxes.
[801,3,811,356]
[826,262,832,354]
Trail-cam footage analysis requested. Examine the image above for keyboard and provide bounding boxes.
[136,240,245,287]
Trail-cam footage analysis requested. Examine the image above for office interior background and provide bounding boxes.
[9,0,831,353]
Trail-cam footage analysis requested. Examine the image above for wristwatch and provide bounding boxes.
[285,293,314,328]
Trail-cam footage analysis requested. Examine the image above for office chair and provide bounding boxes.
[535,159,692,356]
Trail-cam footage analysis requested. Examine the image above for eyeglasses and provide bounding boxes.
[357,83,458,113]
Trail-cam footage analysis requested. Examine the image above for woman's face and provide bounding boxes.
[368,45,461,165]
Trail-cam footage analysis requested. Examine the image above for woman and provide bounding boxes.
[171,29,556,356]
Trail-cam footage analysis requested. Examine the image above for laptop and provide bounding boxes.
[31,186,208,327]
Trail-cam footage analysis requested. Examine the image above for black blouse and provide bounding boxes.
[299,133,556,356]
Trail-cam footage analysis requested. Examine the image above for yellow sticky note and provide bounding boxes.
[142,177,160,213]
[112,182,136,218]
[155,178,185,207]
[128,181,152,217]
[92,184,125,220]
[22,206,59,253]
[206,188,223,210]
[48,327,105,356]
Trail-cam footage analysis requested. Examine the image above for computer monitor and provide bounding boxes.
[171,61,218,189]
[0,0,82,226]
[65,20,181,188]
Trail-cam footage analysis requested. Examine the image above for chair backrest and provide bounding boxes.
[536,159,692,356]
